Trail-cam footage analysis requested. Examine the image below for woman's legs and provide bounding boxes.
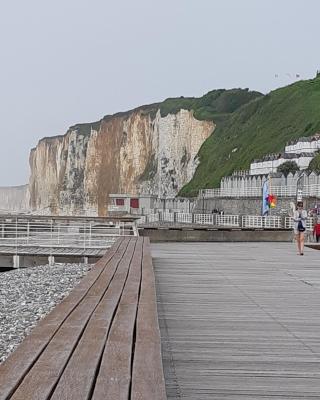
[300,232,305,254]
[295,233,301,254]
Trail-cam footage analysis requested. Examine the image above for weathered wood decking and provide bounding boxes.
[0,237,166,400]
[153,242,320,399]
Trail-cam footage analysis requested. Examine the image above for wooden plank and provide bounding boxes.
[153,242,320,399]
[9,238,132,400]
[50,239,138,399]
[131,237,167,400]
[91,238,143,400]
[0,237,127,400]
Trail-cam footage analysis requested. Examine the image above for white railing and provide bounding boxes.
[264,216,283,229]
[242,215,263,228]
[193,214,214,225]
[138,211,317,231]
[146,213,160,223]
[161,212,175,222]
[285,217,314,231]
[303,184,320,197]
[200,184,320,198]
[216,215,239,227]
[242,216,282,229]
[0,217,137,249]
[176,213,193,224]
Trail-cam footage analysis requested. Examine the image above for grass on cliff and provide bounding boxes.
[180,75,320,196]
[160,88,262,121]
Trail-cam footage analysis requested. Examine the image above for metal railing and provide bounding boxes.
[242,215,283,229]
[176,213,193,224]
[216,215,239,227]
[199,184,320,198]
[138,211,315,231]
[0,217,137,249]
[284,216,313,231]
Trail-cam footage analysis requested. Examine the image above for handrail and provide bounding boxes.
[137,212,316,231]
[199,184,320,198]
[0,217,137,249]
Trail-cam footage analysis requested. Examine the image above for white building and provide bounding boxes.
[249,153,314,175]
[285,134,320,154]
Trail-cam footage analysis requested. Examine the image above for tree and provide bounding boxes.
[277,161,299,176]
[308,153,320,174]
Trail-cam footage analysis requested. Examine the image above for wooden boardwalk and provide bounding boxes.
[0,237,166,400]
[153,242,320,399]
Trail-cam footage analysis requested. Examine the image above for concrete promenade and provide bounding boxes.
[153,242,320,399]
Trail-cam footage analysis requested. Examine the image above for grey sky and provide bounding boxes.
[0,0,319,186]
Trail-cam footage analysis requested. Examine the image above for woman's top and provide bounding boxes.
[293,209,307,231]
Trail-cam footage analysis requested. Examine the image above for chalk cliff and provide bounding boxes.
[0,185,30,212]
[29,108,214,215]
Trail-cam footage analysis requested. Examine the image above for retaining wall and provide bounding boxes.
[139,227,294,242]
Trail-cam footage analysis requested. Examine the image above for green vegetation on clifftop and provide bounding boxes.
[180,76,320,196]
[160,88,262,122]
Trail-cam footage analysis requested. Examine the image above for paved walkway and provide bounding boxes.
[152,242,320,399]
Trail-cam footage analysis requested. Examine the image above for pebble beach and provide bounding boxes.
[0,263,91,363]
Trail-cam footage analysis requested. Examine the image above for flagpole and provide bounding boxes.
[269,174,272,216]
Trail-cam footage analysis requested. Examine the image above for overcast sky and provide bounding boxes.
[0,0,319,186]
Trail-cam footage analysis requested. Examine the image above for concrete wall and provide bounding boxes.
[140,227,293,242]
[195,196,319,215]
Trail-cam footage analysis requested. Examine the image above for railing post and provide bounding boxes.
[50,219,53,259]
[213,213,217,226]
[15,217,18,250]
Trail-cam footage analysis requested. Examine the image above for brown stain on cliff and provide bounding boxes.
[95,117,122,215]
[94,111,151,215]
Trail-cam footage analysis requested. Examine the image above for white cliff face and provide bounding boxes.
[29,109,214,215]
[0,185,30,212]
[139,110,214,196]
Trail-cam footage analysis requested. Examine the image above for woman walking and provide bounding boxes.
[293,201,307,255]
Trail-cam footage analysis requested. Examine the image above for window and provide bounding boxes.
[130,198,139,209]
[116,198,125,206]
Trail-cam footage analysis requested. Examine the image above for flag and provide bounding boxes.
[267,194,277,208]
[262,180,269,216]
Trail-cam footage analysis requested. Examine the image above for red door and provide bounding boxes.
[130,198,139,209]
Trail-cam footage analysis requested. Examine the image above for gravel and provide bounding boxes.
[0,263,91,363]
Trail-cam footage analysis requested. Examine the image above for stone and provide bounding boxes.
[0,262,91,363]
